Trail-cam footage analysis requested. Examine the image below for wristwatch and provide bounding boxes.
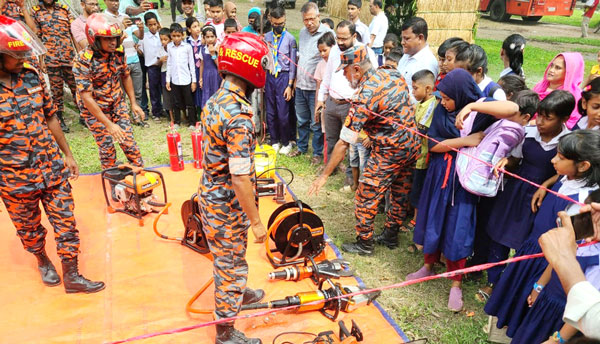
[533,282,544,293]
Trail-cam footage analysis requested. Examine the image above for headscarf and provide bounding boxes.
[532,52,584,129]
[248,7,261,17]
[428,69,484,148]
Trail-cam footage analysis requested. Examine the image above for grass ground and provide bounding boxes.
[540,8,600,27]
[59,3,599,343]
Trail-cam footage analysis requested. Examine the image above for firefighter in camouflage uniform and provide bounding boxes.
[199,32,270,344]
[0,15,104,293]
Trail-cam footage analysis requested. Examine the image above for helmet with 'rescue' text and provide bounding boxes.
[0,15,46,58]
[85,13,122,48]
[217,32,271,89]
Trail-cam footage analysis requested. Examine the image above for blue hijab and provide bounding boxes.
[428,69,484,148]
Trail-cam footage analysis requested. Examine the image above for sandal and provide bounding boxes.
[407,243,422,254]
[400,219,416,233]
[475,285,493,303]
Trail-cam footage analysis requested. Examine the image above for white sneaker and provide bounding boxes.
[279,143,293,155]
[272,143,281,153]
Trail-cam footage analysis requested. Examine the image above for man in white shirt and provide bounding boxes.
[316,20,377,159]
[347,0,369,45]
[539,210,600,340]
[291,2,333,162]
[367,0,387,55]
[396,16,439,92]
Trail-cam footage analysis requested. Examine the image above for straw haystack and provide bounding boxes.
[327,0,373,25]
[326,0,479,50]
[416,0,480,48]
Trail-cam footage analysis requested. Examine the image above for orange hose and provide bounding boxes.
[152,203,181,242]
[185,277,214,314]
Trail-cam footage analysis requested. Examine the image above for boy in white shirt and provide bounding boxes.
[166,23,197,128]
[140,12,164,121]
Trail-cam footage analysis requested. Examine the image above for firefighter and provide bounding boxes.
[308,45,420,256]
[72,12,144,170]
[199,32,270,344]
[0,15,104,293]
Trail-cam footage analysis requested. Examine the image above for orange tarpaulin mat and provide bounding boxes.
[0,164,407,343]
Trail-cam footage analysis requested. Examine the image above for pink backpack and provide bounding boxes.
[455,105,525,197]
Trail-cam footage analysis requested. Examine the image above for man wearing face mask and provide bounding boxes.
[308,45,419,256]
[315,20,377,168]
[264,6,297,156]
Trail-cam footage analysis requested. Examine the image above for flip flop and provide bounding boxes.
[475,288,491,303]
[400,219,416,233]
[407,243,422,254]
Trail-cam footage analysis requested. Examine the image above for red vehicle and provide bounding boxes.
[480,0,577,22]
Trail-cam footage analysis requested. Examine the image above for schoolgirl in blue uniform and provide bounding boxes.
[408,69,520,312]
[572,78,600,131]
[477,90,573,300]
[485,130,600,338]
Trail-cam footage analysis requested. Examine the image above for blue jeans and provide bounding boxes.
[295,88,323,156]
[349,142,369,172]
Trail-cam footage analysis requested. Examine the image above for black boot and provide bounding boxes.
[374,225,399,249]
[242,288,265,305]
[57,111,70,133]
[341,237,374,256]
[61,257,105,294]
[34,250,61,286]
[215,324,262,344]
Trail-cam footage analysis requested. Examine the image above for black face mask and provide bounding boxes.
[273,25,284,35]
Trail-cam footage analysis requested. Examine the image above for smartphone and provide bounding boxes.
[148,1,158,9]
[557,189,600,240]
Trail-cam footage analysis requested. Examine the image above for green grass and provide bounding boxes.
[529,36,600,52]
[475,37,597,87]
[540,8,600,27]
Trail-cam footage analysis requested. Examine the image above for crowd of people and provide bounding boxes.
[1,0,600,343]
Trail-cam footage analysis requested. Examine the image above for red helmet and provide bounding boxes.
[85,13,123,47]
[0,15,46,58]
[218,32,270,89]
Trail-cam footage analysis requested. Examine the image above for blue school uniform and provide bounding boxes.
[200,44,222,109]
[511,245,600,344]
[484,178,598,337]
[486,126,569,249]
[187,36,202,108]
[572,115,599,130]
[413,69,496,262]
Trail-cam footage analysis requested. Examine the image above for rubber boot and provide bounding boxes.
[57,111,70,133]
[374,224,399,249]
[215,324,262,344]
[61,257,105,294]
[242,288,265,305]
[341,237,374,256]
[34,249,61,286]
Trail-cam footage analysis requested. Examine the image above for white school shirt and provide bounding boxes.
[510,125,569,159]
[396,44,439,91]
[141,31,162,67]
[354,19,370,45]
[166,42,196,86]
[368,11,388,48]
[317,43,377,102]
[478,75,506,100]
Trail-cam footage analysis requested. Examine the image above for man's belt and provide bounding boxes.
[329,97,348,105]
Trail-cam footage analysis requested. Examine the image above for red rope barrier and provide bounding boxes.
[107,241,597,343]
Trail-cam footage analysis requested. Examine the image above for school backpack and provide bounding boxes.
[455,102,525,197]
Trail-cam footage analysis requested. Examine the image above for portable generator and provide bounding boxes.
[101,165,167,226]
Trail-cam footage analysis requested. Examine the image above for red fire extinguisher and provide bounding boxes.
[191,122,203,169]
[167,122,184,171]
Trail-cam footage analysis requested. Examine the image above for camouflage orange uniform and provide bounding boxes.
[72,47,143,169]
[0,0,23,20]
[31,2,77,117]
[0,63,79,259]
[199,80,255,320]
[339,65,420,240]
